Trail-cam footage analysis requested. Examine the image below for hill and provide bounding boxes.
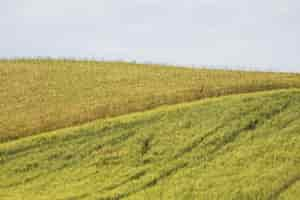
[1,59,300,142]
[0,89,299,199]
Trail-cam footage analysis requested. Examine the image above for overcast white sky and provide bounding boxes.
[1,0,299,72]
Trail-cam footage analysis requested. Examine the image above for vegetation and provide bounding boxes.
[1,59,300,199]
[1,59,300,142]
[0,89,299,199]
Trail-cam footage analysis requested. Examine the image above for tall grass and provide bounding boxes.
[0,89,299,199]
[1,59,300,142]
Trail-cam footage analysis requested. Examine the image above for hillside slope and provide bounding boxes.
[1,59,300,142]
[0,89,299,199]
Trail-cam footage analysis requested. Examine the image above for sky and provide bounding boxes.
[0,0,299,72]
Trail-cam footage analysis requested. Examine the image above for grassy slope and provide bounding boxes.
[0,89,300,200]
[1,59,300,142]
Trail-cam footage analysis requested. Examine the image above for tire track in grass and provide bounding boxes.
[95,97,291,199]
[268,175,300,200]
[97,162,187,200]
[173,124,224,160]
[0,114,160,165]
[0,174,43,189]
[172,101,264,161]
[94,131,137,152]
[59,193,90,200]
[206,100,291,158]
[0,118,158,191]
[99,170,147,192]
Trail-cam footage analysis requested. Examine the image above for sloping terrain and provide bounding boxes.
[0,89,299,199]
[1,59,300,142]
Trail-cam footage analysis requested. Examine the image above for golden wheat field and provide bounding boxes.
[1,59,300,142]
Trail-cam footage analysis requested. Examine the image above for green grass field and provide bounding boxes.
[1,59,300,142]
[0,89,300,199]
[1,60,300,199]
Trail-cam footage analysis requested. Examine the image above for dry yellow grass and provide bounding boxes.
[1,59,300,142]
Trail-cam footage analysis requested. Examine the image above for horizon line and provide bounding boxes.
[1,56,299,74]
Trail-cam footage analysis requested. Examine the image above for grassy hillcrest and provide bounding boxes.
[0,89,300,199]
[1,59,300,142]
